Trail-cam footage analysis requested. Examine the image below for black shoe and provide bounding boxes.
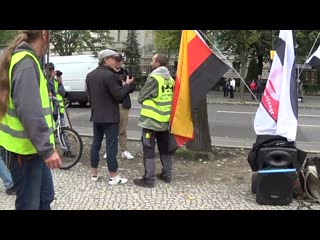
[133,178,154,188]
[63,151,75,158]
[6,186,16,195]
[156,173,172,183]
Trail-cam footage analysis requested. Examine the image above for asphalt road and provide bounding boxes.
[67,101,320,153]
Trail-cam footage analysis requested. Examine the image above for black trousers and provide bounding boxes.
[90,122,119,172]
[142,128,170,159]
[141,128,172,182]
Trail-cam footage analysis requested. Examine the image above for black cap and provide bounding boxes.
[45,62,55,69]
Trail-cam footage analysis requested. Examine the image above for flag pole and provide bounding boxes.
[198,30,259,102]
[298,31,320,79]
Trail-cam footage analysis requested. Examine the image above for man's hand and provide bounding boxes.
[45,150,62,169]
[125,75,134,85]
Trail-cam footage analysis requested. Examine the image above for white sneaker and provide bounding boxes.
[91,175,99,182]
[108,175,128,185]
[103,153,107,159]
[121,151,134,160]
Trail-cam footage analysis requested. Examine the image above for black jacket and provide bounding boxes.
[113,67,135,109]
[86,65,134,123]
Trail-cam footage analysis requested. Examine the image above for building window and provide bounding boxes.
[305,69,317,83]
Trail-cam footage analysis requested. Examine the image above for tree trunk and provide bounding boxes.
[186,97,212,152]
[239,50,248,100]
[257,55,264,75]
[167,49,171,69]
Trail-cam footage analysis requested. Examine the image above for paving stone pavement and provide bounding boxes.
[1,137,320,210]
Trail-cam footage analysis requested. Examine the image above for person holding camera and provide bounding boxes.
[45,63,67,126]
[53,70,67,125]
[103,54,135,160]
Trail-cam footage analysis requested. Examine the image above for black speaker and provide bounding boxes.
[256,147,299,170]
[256,169,297,205]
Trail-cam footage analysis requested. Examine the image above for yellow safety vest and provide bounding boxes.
[54,80,65,114]
[0,51,55,154]
[140,73,175,122]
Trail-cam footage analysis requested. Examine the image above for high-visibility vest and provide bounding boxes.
[0,51,55,155]
[54,80,65,114]
[140,73,175,122]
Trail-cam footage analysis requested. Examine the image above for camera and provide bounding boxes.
[56,70,63,77]
[124,68,132,79]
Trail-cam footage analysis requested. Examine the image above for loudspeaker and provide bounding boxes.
[256,169,297,205]
[256,147,299,170]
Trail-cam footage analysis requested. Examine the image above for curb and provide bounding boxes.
[132,97,320,110]
[78,134,320,154]
[206,99,320,110]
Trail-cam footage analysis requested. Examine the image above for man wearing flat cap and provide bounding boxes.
[86,49,134,185]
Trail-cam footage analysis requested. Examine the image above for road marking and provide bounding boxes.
[299,114,320,118]
[129,115,140,118]
[217,110,255,114]
[299,124,320,128]
[217,110,320,118]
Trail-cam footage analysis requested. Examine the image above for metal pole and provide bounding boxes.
[271,30,274,50]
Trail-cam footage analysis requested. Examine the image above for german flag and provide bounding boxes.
[169,30,229,152]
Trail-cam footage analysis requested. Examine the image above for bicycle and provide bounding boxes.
[51,96,83,170]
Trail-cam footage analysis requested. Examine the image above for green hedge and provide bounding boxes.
[303,84,320,95]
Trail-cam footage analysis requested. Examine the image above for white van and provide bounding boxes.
[50,54,98,106]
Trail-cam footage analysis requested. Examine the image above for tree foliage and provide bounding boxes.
[214,30,260,99]
[0,30,18,46]
[124,30,142,78]
[50,30,113,56]
[295,30,320,64]
[153,30,181,55]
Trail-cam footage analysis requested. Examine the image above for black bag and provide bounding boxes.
[247,135,297,171]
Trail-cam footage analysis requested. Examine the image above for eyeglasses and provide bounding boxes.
[114,57,123,62]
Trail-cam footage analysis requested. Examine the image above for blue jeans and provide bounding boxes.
[90,122,119,172]
[8,152,54,210]
[0,148,13,190]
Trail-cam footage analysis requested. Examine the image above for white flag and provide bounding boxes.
[307,44,320,70]
[254,30,298,141]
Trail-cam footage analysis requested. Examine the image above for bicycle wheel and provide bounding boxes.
[56,126,83,170]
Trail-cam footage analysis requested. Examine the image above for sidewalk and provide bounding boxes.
[205,91,320,109]
[1,138,319,210]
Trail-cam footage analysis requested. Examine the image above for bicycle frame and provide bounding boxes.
[51,96,68,151]
[50,96,83,170]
